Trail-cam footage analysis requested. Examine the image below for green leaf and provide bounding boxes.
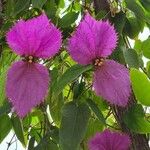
[55,0,65,8]
[110,36,126,64]
[0,101,11,116]
[53,64,92,96]
[44,0,57,21]
[11,116,26,146]
[59,102,90,150]
[5,0,15,17]
[48,126,59,144]
[125,0,149,24]
[72,2,81,11]
[49,92,64,127]
[124,17,144,39]
[34,134,58,150]
[59,12,79,28]
[123,48,139,68]
[0,67,7,106]
[93,95,108,111]
[73,82,85,99]
[130,68,150,106]
[85,118,104,140]
[134,39,142,53]
[140,0,150,11]
[34,126,59,149]
[29,128,41,143]
[14,0,30,15]
[28,137,35,150]
[123,104,150,133]
[146,61,150,78]
[86,99,106,125]
[0,47,17,69]
[112,12,126,33]
[32,0,47,9]
[142,38,150,59]
[96,10,107,20]
[139,56,144,68]
[0,114,12,143]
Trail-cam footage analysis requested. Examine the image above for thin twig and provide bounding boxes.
[6,134,15,150]
[105,108,112,120]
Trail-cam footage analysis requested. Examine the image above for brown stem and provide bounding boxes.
[93,0,150,149]
[112,94,150,150]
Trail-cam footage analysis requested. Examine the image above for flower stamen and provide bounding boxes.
[94,58,105,67]
[28,56,33,63]
[22,55,35,63]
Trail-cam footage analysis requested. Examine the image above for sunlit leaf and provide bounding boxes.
[0,67,7,106]
[142,38,150,59]
[130,68,150,106]
[134,39,142,53]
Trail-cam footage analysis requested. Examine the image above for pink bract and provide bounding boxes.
[68,13,117,65]
[93,60,131,107]
[6,61,50,117]
[68,13,131,107]
[6,14,62,58]
[88,129,131,150]
[6,14,61,117]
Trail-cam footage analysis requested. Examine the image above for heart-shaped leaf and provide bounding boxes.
[130,68,150,106]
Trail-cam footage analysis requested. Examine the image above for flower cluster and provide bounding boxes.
[6,14,62,117]
[88,129,131,150]
[68,14,131,106]
[6,13,131,118]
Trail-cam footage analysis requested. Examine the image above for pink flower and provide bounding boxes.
[68,14,131,106]
[6,14,62,117]
[88,129,131,150]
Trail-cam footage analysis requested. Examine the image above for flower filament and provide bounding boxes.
[94,58,105,67]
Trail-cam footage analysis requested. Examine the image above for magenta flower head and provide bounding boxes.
[68,13,131,106]
[88,129,131,150]
[6,14,62,117]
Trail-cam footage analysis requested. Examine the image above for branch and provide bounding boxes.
[93,0,150,149]
[112,95,150,150]
[6,134,15,150]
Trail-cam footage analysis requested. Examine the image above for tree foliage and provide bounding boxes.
[0,0,150,149]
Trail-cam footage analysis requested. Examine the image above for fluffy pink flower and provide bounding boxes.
[88,129,131,150]
[68,13,131,106]
[6,14,62,117]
